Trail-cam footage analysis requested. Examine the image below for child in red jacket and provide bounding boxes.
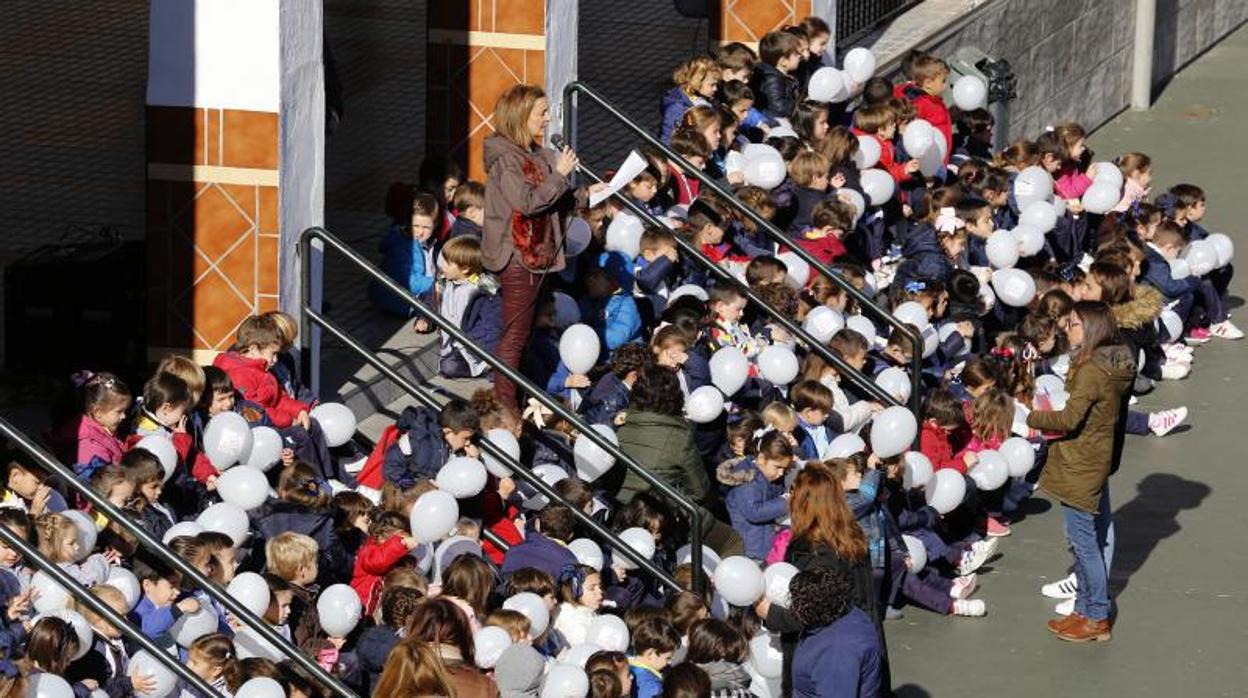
[796,199,853,265]
[351,512,421,616]
[852,105,918,185]
[919,388,970,474]
[893,54,952,162]
[213,315,311,430]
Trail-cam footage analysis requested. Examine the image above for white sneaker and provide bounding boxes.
[950,573,978,599]
[958,538,999,575]
[1148,406,1188,437]
[952,599,986,617]
[1163,343,1194,360]
[1128,395,1139,406]
[1160,361,1190,380]
[1041,573,1078,599]
[1210,320,1245,339]
[1054,598,1075,616]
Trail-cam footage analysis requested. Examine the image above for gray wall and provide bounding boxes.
[922,0,1248,141]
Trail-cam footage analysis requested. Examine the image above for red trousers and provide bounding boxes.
[494,261,543,410]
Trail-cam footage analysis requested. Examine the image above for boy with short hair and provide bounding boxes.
[1,453,68,514]
[131,552,200,639]
[135,373,193,437]
[383,399,480,486]
[582,342,652,427]
[213,316,312,429]
[751,30,802,120]
[1143,221,1201,329]
[265,531,322,649]
[956,197,995,268]
[582,266,643,353]
[447,181,485,240]
[371,187,439,317]
[635,227,681,311]
[788,150,831,237]
[797,199,853,265]
[437,235,502,379]
[853,104,917,184]
[894,54,953,161]
[629,616,681,698]
[716,42,757,83]
[790,379,839,460]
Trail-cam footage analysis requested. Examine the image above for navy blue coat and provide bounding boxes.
[382,406,450,487]
[1143,246,1199,299]
[659,87,697,143]
[789,186,829,237]
[447,216,482,241]
[751,63,797,120]
[462,285,503,354]
[1047,212,1090,263]
[719,458,788,560]
[582,373,631,427]
[356,625,400,693]
[253,500,350,585]
[500,532,579,580]
[791,607,884,698]
[894,224,953,288]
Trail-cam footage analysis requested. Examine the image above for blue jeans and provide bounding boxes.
[1097,486,1115,576]
[1062,488,1113,621]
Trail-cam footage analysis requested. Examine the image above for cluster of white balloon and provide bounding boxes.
[1173,233,1233,280]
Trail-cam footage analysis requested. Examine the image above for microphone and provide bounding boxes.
[550,133,566,150]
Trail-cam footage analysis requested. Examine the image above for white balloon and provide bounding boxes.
[902,534,927,572]
[586,614,630,652]
[902,451,934,489]
[1169,258,1191,280]
[565,217,593,257]
[749,633,784,679]
[61,509,97,562]
[836,188,867,224]
[999,437,1036,477]
[777,251,810,289]
[859,168,895,206]
[1013,166,1054,209]
[827,433,866,458]
[573,425,618,483]
[842,47,877,83]
[562,643,604,668]
[1208,233,1234,267]
[553,291,582,330]
[901,119,936,160]
[709,347,750,396]
[925,469,967,514]
[436,457,488,498]
[217,465,270,511]
[917,141,945,177]
[845,315,877,345]
[1081,181,1121,215]
[921,325,939,359]
[104,567,141,611]
[244,426,283,472]
[234,627,283,660]
[675,544,722,575]
[937,322,970,357]
[875,366,912,403]
[197,502,249,546]
[31,571,70,614]
[234,678,285,698]
[1014,223,1047,257]
[743,144,787,190]
[970,450,1009,490]
[991,268,1037,307]
[474,626,513,669]
[522,464,569,510]
[203,412,254,471]
[763,562,798,607]
[605,213,644,258]
[1159,309,1182,342]
[870,406,918,459]
[669,284,709,303]
[171,606,218,648]
[807,67,849,103]
[951,75,987,110]
[134,434,178,483]
[853,134,881,169]
[502,592,550,638]
[481,428,520,478]
[614,527,656,571]
[161,521,204,544]
[685,385,726,424]
[541,664,589,698]
[757,345,800,386]
[36,609,92,660]
[559,324,601,375]
[892,301,930,332]
[28,674,75,698]
[310,402,356,447]
[986,229,1020,269]
[228,572,271,618]
[128,650,178,698]
[803,306,845,343]
[713,556,765,607]
[1090,161,1124,190]
[317,584,363,637]
[568,539,604,571]
[1020,200,1057,233]
[409,489,459,543]
[1035,374,1066,397]
[1185,239,1218,277]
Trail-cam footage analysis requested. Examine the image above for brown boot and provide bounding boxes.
[1046,613,1082,635]
[1057,615,1111,643]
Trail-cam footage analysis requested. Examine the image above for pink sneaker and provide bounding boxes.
[986,516,1012,537]
[1186,327,1212,345]
[950,573,978,599]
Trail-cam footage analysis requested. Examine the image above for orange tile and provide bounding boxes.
[725,0,794,41]
[257,296,281,313]
[219,183,258,226]
[178,185,253,262]
[467,49,521,123]
[221,110,279,170]
[257,236,280,295]
[217,231,257,301]
[525,49,544,85]
[192,271,254,349]
[493,47,527,83]
[467,0,490,31]
[493,0,545,35]
[258,187,279,235]
[147,106,202,165]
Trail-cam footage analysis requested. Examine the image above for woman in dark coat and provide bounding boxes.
[754,464,887,697]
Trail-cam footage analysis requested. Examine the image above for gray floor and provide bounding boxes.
[887,24,1248,697]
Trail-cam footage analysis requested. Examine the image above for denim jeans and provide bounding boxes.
[1125,409,1149,435]
[1063,493,1112,621]
[1096,485,1115,576]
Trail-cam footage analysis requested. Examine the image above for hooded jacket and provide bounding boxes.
[616,411,713,506]
[1111,285,1163,361]
[659,86,708,143]
[894,224,952,288]
[382,406,450,487]
[482,135,574,274]
[212,351,310,429]
[253,500,350,585]
[791,606,884,698]
[1027,344,1135,512]
[718,457,788,560]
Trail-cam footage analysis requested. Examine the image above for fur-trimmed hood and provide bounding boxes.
[1111,285,1163,330]
[716,456,757,487]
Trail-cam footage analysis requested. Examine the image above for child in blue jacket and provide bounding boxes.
[718,430,794,560]
[582,266,642,354]
[436,237,502,378]
[581,344,650,427]
[370,187,438,317]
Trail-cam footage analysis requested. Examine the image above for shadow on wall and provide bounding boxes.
[1150,0,1181,100]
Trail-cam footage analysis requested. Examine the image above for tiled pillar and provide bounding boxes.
[714,0,819,46]
[146,0,282,362]
[427,1,548,180]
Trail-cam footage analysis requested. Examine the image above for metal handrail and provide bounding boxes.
[305,310,681,591]
[0,524,223,697]
[577,163,899,407]
[0,419,359,698]
[563,81,923,418]
[299,228,704,591]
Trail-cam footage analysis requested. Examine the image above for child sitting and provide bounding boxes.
[893,54,953,161]
[582,343,652,427]
[36,512,113,587]
[256,464,349,586]
[437,236,502,379]
[790,379,840,460]
[184,634,239,696]
[131,551,201,639]
[664,129,710,208]
[704,285,760,359]
[787,150,831,237]
[852,104,916,184]
[750,30,801,121]
[501,503,580,580]
[635,228,681,314]
[382,400,480,486]
[552,564,604,646]
[1,454,68,514]
[213,316,311,430]
[796,199,852,267]
[718,429,793,560]
[48,372,131,473]
[919,388,971,473]
[447,181,484,240]
[264,531,322,650]
[357,586,425,692]
[629,616,682,698]
[134,372,193,439]
[67,584,158,696]
[371,185,438,317]
[351,512,420,616]
[660,56,721,143]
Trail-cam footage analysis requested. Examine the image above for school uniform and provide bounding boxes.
[581,373,631,427]
[750,63,798,121]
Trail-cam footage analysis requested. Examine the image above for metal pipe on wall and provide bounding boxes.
[1131,0,1157,110]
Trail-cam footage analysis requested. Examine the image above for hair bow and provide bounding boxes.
[558,564,586,600]
[990,346,1015,360]
[1057,264,1079,282]
[1021,343,1040,363]
[752,426,776,444]
[934,207,964,233]
[904,280,927,295]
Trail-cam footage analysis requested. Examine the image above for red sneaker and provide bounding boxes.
[986,516,1012,537]
[1185,327,1212,345]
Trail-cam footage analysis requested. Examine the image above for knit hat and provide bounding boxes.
[493,644,545,698]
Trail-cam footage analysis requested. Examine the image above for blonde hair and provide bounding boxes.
[790,150,830,188]
[261,311,299,351]
[79,584,126,628]
[264,532,318,581]
[492,84,546,149]
[36,513,78,563]
[760,401,799,433]
[681,104,721,136]
[673,56,721,94]
[156,354,206,407]
[484,609,532,644]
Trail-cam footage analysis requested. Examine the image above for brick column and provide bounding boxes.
[714,1,819,46]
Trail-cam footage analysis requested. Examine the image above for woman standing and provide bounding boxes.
[1028,301,1134,642]
[483,84,579,410]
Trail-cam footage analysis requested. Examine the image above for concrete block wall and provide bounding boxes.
[922,0,1248,140]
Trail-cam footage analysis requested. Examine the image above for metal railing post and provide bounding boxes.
[0,420,360,698]
[0,524,224,697]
